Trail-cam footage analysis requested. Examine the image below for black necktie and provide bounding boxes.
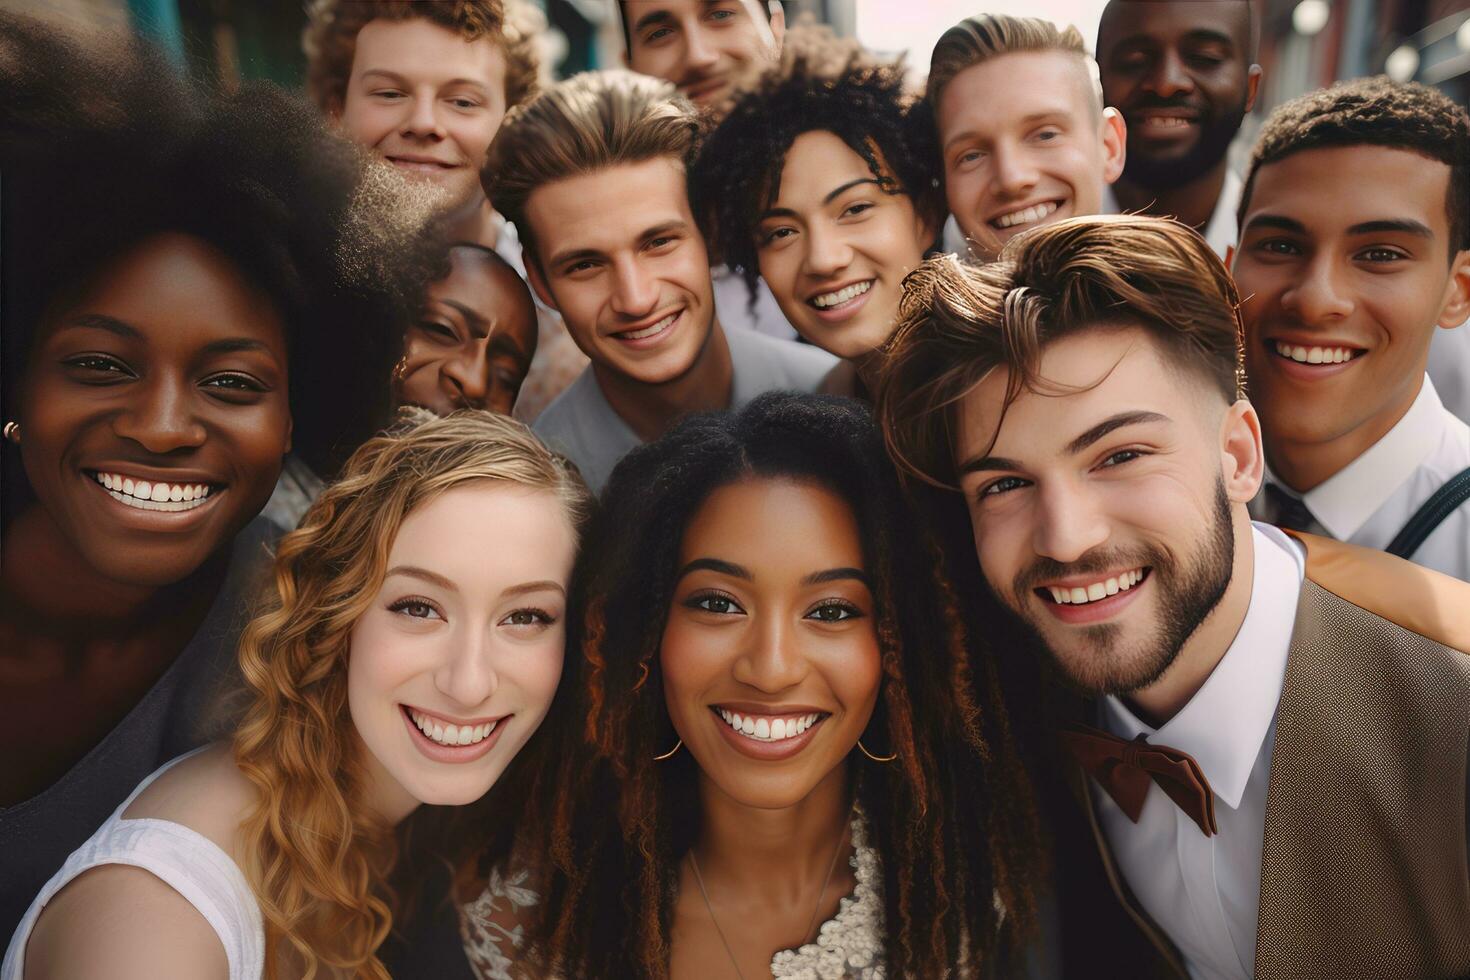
[1264,483,1316,534]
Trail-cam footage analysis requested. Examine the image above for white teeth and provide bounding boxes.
[716,708,820,742]
[811,280,873,308]
[620,312,677,341]
[92,472,213,511]
[1048,568,1145,605]
[1145,116,1192,128]
[993,201,1059,229]
[409,708,498,747]
[1274,341,1356,365]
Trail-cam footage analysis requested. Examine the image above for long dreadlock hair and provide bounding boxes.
[515,392,1039,978]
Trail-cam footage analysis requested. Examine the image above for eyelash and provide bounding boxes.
[386,599,558,628]
[62,355,265,392]
[683,591,865,621]
[389,596,442,620]
[977,450,1148,499]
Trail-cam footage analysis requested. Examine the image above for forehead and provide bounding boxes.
[770,131,877,202]
[682,477,865,569]
[957,327,1198,462]
[527,157,696,255]
[1243,144,1451,240]
[938,51,1096,140]
[429,250,537,333]
[392,483,574,577]
[625,0,761,29]
[351,17,506,86]
[1099,0,1249,51]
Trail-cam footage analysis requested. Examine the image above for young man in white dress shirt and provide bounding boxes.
[1095,0,1259,259]
[1232,78,1470,581]
[877,215,1470,980]
[483,70,833,494]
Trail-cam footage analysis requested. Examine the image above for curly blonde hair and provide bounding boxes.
[232,409,590,979]
[302,0,545,115]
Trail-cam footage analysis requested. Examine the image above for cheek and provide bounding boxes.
[506,637,566,717]
[340,98,396,145]
[827,634,882,712]
[659,619,732,715]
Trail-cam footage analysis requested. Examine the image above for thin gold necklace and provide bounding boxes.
[686,816,851,980]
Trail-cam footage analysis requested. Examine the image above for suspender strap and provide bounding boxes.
[1386,465,1470,560]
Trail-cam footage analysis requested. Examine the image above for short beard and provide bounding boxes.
[1003,480,1236,698]
[1123,98,1248,191]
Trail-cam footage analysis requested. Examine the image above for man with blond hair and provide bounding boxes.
[878,215,1470,979]
[925,13,1126,261]
[486,70,833,493]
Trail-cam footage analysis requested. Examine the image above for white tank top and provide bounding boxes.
[2,747,264,979]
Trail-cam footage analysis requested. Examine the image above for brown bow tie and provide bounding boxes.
[1059,724,1218,837]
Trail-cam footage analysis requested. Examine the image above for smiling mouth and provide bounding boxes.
[991,200,1060,230]
[809,280,873,310]
[1272,341,1365,365]
[614,310,680,342]
[89,470,220,512]
[1037,567,1151,606]
[405,706,499,746]
[713,706,827,742]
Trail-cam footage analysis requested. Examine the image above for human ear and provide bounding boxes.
[767,4,787,47]
[1100,107,1127,184]
[1244,65,1262,113]
[1219,398,1263,504]
[1435,249,1470,329]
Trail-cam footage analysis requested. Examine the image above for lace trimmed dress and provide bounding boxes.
[460,812,886,980]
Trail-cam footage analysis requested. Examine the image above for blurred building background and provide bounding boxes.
[3,1,1466,113]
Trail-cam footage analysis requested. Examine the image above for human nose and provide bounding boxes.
[731,610,810,694]
[434,623,501,709]
[803,223,853,280]
[1144,49,1194,99]
[1282,255,1354,324]
[111,374,207,454]
[684,29,719,72]
[1031,479,1110,565]
[401,93,445,140]
[990,144,1039,200]
[609,256,660,319]
[442,342,490,409]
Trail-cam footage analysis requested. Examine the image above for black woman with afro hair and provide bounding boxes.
[0,13,444,938]
[690,29,944,399]
[459,391,1040,978]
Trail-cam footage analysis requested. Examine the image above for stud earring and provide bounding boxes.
[653,739,683,762]
[857,738,897,764]
[392,355,409,383]
[3,421,18,445]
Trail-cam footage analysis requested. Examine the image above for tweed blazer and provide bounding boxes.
[1076,533,1470,980]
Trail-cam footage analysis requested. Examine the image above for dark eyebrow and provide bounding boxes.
[487,332,529,361]
[1066,411,1170,455]
[442,299,488,336]
[958,454,1024,476]
[360,69,487,91]
[1181,28,1235,49]
[802,567,870,588]
[63,314,273,356]
[759,178,883,221]
[1347,219,1433,238]
[676,557,750,582]
[547,221,686,270]
[1241,214,1306,235]
[631,8,675,34]
[385,565,458,592]
[503,580,566,598]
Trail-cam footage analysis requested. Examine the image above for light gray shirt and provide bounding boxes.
[532,327,835,494]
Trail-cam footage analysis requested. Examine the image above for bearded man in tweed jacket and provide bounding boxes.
[877,215,1470,979]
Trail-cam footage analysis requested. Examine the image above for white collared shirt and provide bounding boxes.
[1100,169,1242,259]
[1251,375,1470,581]
[1095,524,1305,980]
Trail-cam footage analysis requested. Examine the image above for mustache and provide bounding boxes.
[1126,94,1207,113]
[1011,546,1171,598]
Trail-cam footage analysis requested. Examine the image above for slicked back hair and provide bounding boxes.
[877,215,1245,489]
[483,69,700,264]
[925,13,1099,120]
[1239,76,1470,254]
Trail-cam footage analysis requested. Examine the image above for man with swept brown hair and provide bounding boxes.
[877,214,1470,979]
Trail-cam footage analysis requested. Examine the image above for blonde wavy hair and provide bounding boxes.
[232,409,591,978]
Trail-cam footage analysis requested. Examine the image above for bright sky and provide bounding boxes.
[854,0,1110,79]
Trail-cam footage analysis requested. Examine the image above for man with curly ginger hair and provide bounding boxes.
[303,0,542,249]
[1233,78,1470,580]
[876,215,1470,980]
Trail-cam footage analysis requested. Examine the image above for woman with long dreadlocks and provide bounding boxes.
[460,392,1040,978]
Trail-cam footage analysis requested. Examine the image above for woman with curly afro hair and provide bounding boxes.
[460,392,1040,978]
[690,30,944,399]
[0,13,443,942]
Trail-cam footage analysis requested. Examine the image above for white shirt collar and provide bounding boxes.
[1101,524,1305,809]
[1281,376,1452,541]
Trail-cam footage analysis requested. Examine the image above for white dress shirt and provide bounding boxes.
[1100,169,1242,259]
[1095,523,1305,980]
[1251,375,1470,581]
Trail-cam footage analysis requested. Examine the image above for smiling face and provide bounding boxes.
[349,482,575,818]
[395,246,538,416]
[623,0,784,110]
[954,326,1259,696]
[660,477,881,810]
[938,51,1126,261]
[756,131,931,360]
[1098,0,1257,189]
[338,18,509,205]
[1232,145,1470,485]
[523,157,716,386]
[18,232,291,588]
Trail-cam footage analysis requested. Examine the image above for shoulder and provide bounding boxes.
[122,743,256,861]
[531,369,596,441]
[20,862,229,980]
[1292,531,1470,655]
[730,330,838,394]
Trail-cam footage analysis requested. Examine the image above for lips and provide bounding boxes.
[1037,568,1152,625]
[991,200,1061,231]
[609,309,681,349]
[709,704,830,761]
[400,704,508,764]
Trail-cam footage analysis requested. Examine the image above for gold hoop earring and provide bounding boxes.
[2,421,18,445]
[857,739,897,764]
[653,739,683,762]
[392,355,409,382]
